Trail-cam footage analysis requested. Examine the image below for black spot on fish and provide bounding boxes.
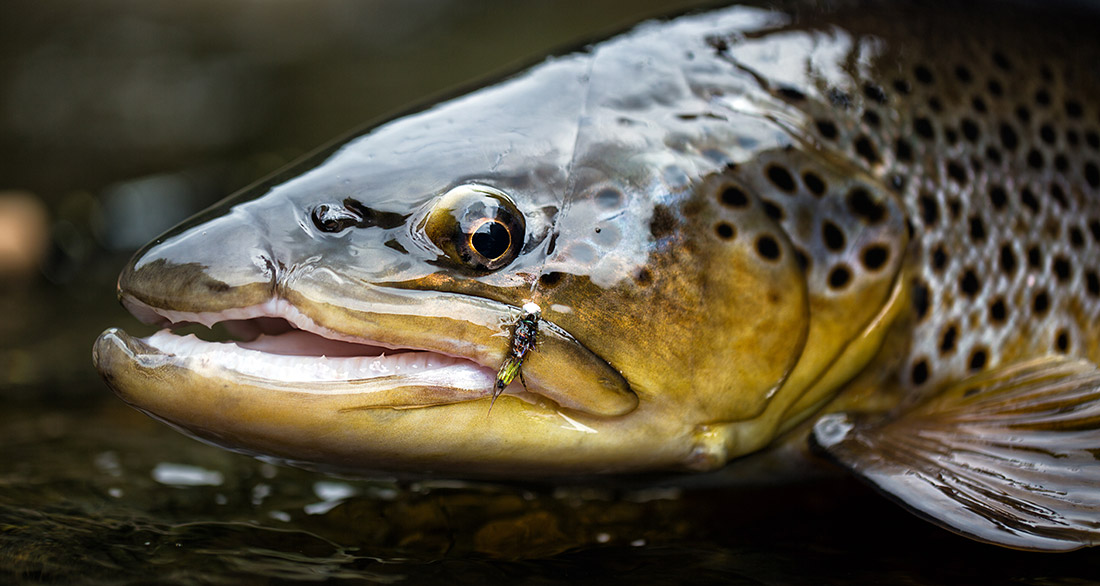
[892,79,911,95]
[539,271,564,288]
[912,278,930,320]
[829,265,852,290]
[1027,149,1044,170]
[928,96,944,113]
[914,64,934,85]
[1086,130,1100,150]
[932,245,948,272]
[635,268,654,286]
[947,198,961,219]
[986,146,1003,164]
[919,193,939,226]
[1070,225,1085,248]
[823,221,845,251]
[1085,162,1100,189]
[895,139,913,163]
[1021,188,1040,214]
[1051,184,1069,209]
[846,187,886,224]
[720,185,750,208]
[794,248,810,271]
[990,298,1007,324]
[992,50,1012,71]
[989,185,1008,210]
[766,165,796,193]
[914,117,935,140]
[1033,290,1050,315]
[1028,245,1042,269]
[947,160,967,184]
[863,83,887,104]
[954,65,973,83]
[755,235,781,261]
[940,324,958,354]
[999,122,1019,150]
[1040,123,1057,145]
[855,135,879,164]
[1053,256,1072,282]
[911,360,929,386]
[802,172,826,196]
[969,216,986,242]
[1056,329,1070,353]
[862,110,881,128]
[649,205,678,239]
[972,96,988,113]
[961,118,980,142]
[861,245,889,271]
[960,269,981,298]
[816,119,839,141]
[1000,244,1017,276]
[1087,270,1100,296]
[1035,88,1052,107]
[1055,154,1069,173]
[761,199,784,221]
[715,222,735,241]
[969,347,988,371]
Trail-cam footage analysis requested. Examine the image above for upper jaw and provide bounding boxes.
[110,267,639,417]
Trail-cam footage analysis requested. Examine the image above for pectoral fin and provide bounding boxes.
[812,356,1100,551]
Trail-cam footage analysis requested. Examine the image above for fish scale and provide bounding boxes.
[716,3,1100,395]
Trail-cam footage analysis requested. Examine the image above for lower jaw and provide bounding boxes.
[139,327,495,386]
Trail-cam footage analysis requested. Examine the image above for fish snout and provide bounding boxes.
[118,211,277,318]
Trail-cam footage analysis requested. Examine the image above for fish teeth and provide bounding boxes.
[142,330,468,383]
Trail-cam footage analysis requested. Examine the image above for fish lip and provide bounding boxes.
[114,292,502,387]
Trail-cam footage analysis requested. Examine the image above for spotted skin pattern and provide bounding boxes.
[700,3,1100,398]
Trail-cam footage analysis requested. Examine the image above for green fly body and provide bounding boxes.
[490,302,541,410]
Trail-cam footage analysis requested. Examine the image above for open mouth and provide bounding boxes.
[122,296,500,393]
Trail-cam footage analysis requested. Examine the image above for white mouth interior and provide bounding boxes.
[134,297,496,385]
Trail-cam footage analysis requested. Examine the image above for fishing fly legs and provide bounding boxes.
[490,302,542,412]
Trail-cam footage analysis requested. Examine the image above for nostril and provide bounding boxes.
[311,203,361,233]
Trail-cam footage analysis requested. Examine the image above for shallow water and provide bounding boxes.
[3,1,1100,584]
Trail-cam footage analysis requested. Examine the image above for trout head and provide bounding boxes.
[93,8,904,477]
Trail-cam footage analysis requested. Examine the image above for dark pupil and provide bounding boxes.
[470,221,511,260]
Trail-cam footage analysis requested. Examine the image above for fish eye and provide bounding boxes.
[423,184,525,271]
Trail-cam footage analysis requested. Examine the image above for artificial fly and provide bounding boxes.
[489,302,541,413]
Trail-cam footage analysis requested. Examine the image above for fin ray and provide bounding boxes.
[814,356,1100,551]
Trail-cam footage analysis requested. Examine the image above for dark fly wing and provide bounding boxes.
[813,356,1100,551]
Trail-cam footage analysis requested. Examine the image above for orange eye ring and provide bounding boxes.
[422,184,525,271]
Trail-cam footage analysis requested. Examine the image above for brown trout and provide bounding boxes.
[93,1,1100,550]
